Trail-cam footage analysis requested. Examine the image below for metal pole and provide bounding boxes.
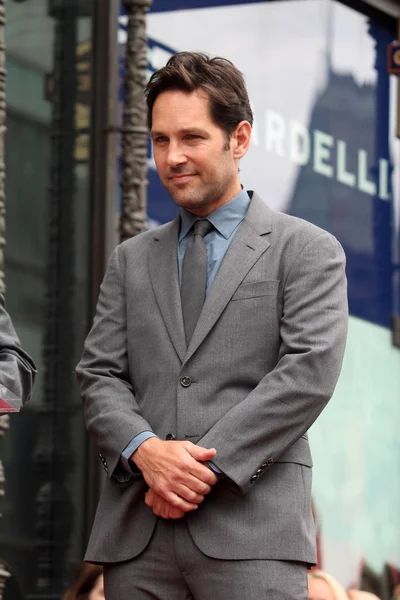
[31,1,78,596]
[0,1,10,597]
[120,0,152,242]
[86,0,121,536]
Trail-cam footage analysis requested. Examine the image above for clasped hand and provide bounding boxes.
[131,437,218,520]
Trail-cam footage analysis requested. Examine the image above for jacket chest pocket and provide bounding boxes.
[231,280,280,301]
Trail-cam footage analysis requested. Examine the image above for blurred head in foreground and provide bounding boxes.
[62,563,104,600]
[308,569,349,600]
[348,591,381,600]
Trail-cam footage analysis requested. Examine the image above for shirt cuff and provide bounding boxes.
[121,431,158,474]
[208,461,224,476]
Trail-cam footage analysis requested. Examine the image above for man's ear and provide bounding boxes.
[232,121,252,159]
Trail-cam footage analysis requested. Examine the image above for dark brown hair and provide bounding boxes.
[62,563,103,600]
[145,51,253,135]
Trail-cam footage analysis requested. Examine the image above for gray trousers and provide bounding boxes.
[103,518,308,599]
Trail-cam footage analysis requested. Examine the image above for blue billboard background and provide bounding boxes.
[118,2,398,328]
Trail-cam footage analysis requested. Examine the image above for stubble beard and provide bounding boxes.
[165,168,234,213]
[169,182,220,211]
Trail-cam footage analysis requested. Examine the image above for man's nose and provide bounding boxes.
[166,143,187,168]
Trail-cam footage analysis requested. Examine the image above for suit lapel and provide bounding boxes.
[184,192,273,363]
[148,214,187,363]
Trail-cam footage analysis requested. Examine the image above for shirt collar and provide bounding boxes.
[179,187,250,241]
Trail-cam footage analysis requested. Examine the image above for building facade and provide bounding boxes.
[0,1,96,598]
[0,0,399,598]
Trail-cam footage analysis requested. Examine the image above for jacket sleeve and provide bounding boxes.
[197,231,348,494]
[0,294,36,405]
[76,245,153,482]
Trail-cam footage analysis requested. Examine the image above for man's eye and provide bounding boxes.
[154,136,168,144]
[185,134,201,140]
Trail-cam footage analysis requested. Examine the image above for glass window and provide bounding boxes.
[0,1,94,597]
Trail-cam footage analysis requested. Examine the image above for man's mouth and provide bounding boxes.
[168,173,197,182]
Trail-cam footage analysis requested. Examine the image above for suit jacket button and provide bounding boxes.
[165,433,176,440]
[180,376,192,387]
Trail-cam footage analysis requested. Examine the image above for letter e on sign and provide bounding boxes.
[387,41,400,74]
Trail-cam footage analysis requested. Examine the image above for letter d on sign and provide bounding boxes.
[290,121,310,166]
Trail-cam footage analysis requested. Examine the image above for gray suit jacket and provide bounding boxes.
[0,294,36,405]
[76,192,348,565]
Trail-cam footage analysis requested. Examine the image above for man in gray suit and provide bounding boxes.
[76,52,348,599]
[0,294,36,408]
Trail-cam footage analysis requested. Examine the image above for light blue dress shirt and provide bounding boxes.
[121,188,251,474]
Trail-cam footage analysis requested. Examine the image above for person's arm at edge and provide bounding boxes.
[0,293,36,404]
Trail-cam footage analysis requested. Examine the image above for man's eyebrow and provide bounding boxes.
[151,128,209,137]
[180,127,209,136]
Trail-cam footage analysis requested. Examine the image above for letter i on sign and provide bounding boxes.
[386,18,400,138]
